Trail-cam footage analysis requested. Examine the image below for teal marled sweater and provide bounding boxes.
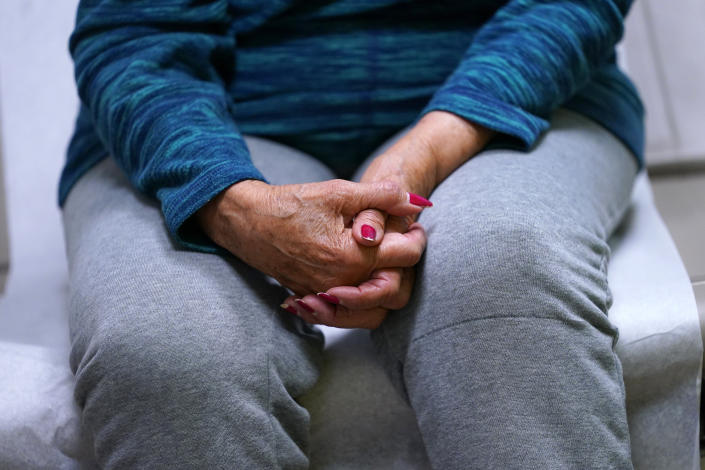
[59,0,644,251]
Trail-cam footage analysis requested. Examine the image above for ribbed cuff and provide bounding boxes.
[160,160,267,253]
[421,85,550,150]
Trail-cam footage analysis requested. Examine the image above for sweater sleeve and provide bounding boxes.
[70,0,266,251]
[421,0,632,148]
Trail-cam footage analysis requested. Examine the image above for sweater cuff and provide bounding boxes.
[159,161,267,253]
[421,85,550,149]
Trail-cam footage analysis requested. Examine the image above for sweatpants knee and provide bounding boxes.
[70,319,304,468]
[415,213,616,339]
[72,320,268,414]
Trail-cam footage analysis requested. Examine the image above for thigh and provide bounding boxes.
[64,136,337,372]
[378,109,638,358]
[62,137,336,468]
[372,110,638,468]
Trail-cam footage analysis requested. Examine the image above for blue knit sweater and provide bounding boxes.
[60,0,644,251]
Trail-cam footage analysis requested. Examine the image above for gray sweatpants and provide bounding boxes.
[63,110,638,469]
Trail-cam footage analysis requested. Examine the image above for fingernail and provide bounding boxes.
[408,193,433,207]
[361,224,376,241]
[317,292,340,305]
[280,303,299,316]
[295,298,315,314]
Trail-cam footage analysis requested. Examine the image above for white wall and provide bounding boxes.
[622,0,705,165]
[0,0,79,346]
[0,111,8,293]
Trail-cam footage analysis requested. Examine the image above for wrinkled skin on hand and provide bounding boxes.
[284,214,419,330]
[197,178,427,296]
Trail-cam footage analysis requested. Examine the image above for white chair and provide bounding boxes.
[0,172,701,470]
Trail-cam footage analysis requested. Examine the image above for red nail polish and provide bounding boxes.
[317,292,340,305]
[409,193,433,207]
[361,224,376,241]
[295,299,315,313]
[280,303,299,315]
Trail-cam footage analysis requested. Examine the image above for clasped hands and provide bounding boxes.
[198,175,432,330]
[281,179,431,330]
[197,111,492,329]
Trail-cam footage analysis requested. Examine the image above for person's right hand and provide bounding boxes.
[196,179,429,296]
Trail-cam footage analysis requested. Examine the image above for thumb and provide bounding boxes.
[353,209,387,246]
[341,180,433,217]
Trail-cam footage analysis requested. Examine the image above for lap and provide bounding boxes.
[61,109,637,467]
[64,110,637,373]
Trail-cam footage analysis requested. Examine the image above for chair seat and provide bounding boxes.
[0,172,701,470]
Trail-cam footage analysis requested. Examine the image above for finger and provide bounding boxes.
[326,268,402,310]
[375,222,427,269]
[352,209,387,246]
[284,293,341,324]
[299,293,338,323]
[338,180,432,218]
[280,296,319,324]
[392,267,416,310]
[282,293,385,328]
[385,214,411,235]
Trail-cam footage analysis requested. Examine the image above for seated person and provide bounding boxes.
[60,0,643,468]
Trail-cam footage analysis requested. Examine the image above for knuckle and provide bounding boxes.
[316,243,341,268]
[387,289,410,310]
[376,180,404,203]
[338,256,371,286]
[358,209,383,225]
[405,235,425,262]
[384,280,408,310]
[412,242,424,263]
[378,179,401,194]
[338,246,359,266]
[376,269,401,308]
[353,257,374,278]
[328,179,351,195]
[336,306,353,318]
[398,242,423,267]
